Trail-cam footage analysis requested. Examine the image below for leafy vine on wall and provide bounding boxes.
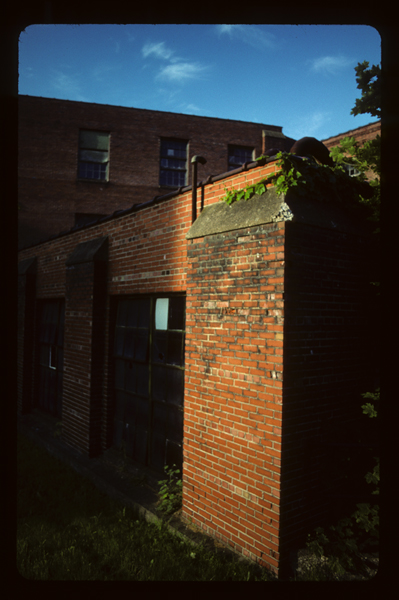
[221,152,374,219]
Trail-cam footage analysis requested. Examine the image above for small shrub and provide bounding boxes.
[158,465,182,516]
[301,389,379,580]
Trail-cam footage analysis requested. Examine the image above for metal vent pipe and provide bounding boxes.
[191,155,207,224]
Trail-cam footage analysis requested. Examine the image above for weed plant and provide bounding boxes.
[157,464,182,516]
[17,434,273,581]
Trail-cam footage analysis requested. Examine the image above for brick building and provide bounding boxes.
[18,95,295,250]
[323,121,381,179]
[18,151,378,577]
[322,120,381,150]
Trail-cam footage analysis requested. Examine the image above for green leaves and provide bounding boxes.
[351,61,381,119]
[158,465,183,516]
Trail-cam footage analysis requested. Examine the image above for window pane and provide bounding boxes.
[152,365,167,402]
[79,130,109,151]
[115,359,125,389]
[168,296,185,330]
[125,361,137,393]
[160,140,187,159]
[136,396,149,429]
[168,407,183,440]
[126,301,138,328]
[155,298,169,330]
[135,331,149,362]
[116,300,129,326]
[114,327,125,356]
[152,402,168,436]
[114,390,126,421]
[151,433,166,470]
[136,363,149,397]
[152,330,167,363]
[124,394,136,423]
[165,439,182,470]
[79,149,108,163]
[160,169,186,187]
[229,146,254,170]
[160,158,186,170]
[137,298,151,328]
[124,329,136,359]
[167,369,184,406]
[78,161,107,180]
[167,332,183,366]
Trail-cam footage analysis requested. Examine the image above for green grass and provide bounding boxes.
[17,433,274,581]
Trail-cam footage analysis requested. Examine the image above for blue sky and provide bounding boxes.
[18,24,381,141]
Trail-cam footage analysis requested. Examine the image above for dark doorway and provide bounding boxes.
[37,300,65,418]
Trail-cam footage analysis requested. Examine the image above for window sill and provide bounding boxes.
[77,178,110,184]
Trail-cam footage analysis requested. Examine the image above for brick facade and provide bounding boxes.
[18,95,294,250]
[323,121,381,180]
[322,120,381,150]
[17,156,377,577]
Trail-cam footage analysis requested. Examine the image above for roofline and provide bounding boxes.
[18,94,284,131]
[18,156,280,252]
[322,120,381,142]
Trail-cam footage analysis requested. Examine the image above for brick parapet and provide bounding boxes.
[183,221,286,574]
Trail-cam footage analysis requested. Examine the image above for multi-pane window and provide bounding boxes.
[37,300,65,418]
[78,130,110,181]
[160,139,188,187]
[113,295,185,472]
[228,145,254,170]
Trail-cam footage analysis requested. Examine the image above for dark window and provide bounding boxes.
[78,130,110,181]
[160,139,188,187]
[113,295,185,472]
[37,300,65,418]
[228,145,254,170]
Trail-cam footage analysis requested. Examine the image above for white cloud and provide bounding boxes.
[288,110,332,139]
[310,55,353,74]
[157,62,208,83]
[92,62,122,82]
[216,24,277,50]
[142,39,210,85]
[51,70,88,102]
[142,41,174,60]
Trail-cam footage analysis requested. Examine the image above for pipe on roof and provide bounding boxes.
[191,155,207,224]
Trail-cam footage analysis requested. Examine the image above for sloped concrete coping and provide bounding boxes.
[186,186,367,240]
[18,256,37,275]
[66,236,109,266]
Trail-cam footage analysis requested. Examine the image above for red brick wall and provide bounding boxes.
[18,95,285,249]
[17,159,281,450]
[278,221,376,562]
[184,222,286,573]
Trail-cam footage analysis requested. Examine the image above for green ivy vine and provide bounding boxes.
[221,152,374,220]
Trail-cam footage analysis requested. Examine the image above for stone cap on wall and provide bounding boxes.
[66,236,109,266]
[18,256,37,275]
[186,186,368,240]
